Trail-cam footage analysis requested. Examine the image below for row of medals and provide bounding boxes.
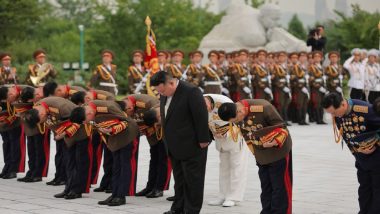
[341,114,366,140]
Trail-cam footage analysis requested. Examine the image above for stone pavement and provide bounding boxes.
[0,117,359,214]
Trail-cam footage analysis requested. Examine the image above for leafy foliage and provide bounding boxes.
[287,14,307,40]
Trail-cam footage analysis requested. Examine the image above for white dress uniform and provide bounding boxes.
[364,49,380,103]
[204,94,249,205]
[344,49,366,100]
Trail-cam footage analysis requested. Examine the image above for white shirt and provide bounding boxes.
[344,56,365,89]
[364,62,380,91]
[164,80,179,116]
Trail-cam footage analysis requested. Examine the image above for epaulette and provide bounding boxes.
[250,105,263,113]
[97,106,108,113]
[215,102,222,108]
[69,89,78,95]
[97,94,107,100]
[353,105,368,114]
[136,101,146,108]
[48,107,59,114]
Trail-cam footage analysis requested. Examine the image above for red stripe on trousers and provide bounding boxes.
[163,157,172,190]
[85,138,94,193]
[284,154,292,214]
[41,130,50,177]
[129,138,139,196]
[92,143,103,184]
[18,125,26,172]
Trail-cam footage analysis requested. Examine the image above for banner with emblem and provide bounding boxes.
[144,16,159,74]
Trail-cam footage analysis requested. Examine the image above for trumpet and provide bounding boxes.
[30,63,51,86]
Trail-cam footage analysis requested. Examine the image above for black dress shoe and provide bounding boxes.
[108,197,126,206]
[146,189,163,198]
[166,196,175,201]
[64,191,82,200]
[93,187,106,192]
[52,180,65,186]
[17,176,31,182]
[105,188,112,193]
[98,195,113,205]
[3,172,16,179]
[25,177,42,183]
[46,178,57,185]
[135,188,151,197]
[317,121,327,125]
[54,191,67,198]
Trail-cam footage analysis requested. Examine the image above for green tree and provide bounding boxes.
[246,0,265,8]
[288,14,307,40]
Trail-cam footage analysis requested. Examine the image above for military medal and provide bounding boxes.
[348,126,354,132]
[353,116,358,123]
[360,125,366,131]
[247,120,253,125]
[359,116,364,122]
[354,126,360,132]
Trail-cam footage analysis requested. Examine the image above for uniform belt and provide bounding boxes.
[260,78,268,82]
[298,79,306,83]
[100,82,118,87]
[241,77,248,81]
[204,81,221,86]
[279,79,286,83]
[315,79,323,83]
[333,79,340,83]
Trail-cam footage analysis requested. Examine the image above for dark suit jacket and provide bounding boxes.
[160,81,210,160]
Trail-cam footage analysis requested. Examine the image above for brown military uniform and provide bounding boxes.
[25,63,57,87]
[167,63,185,79]
[271,64,291,122]
[251,64,272,101]
[89,64,117,95]
[238,99,292,165]
[289,63,309,124]
[186,64,204,88]
[90,100,139,152]
[128,64,147,94]
[325,64,343,93]
[64,85,86,99]
[90,89,115,101]
[0,66,17,85]
[203,64,223,94]
[228,63,252,101]
[308,63,326,123]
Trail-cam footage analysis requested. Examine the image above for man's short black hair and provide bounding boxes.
[70,91,86,105]
[115,100,126,111]
[373,97,380,117]
[0,87,9,101]
[24,109,40,128]
[20,87,35,103]
[143,109,158,127]
[322,92,343,109]
[150,70,173,87]
[316,24,325,29]
[43,82,58,97]
[70,107,86,124]
[218,103,237,121]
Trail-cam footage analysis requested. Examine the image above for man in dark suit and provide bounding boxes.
[150,71,211,214]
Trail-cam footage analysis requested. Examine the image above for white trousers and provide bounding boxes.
[218,141,249,202]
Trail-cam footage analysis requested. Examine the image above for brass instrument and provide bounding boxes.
[30,63,51,86]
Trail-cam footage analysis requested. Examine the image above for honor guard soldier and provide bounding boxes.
[272,51,292,125]
[183,51,204,89]
[70,100,139,206]
[325,51,344,94]
[289,53,310,125]
[128,50,147,94]
[218,99,293,214]
[251,49,273,101]
[203,50,224,94]
[167,50,185,79]
[364,49,380,104]
[309,51,327,124]
[323,92,380,214]
[25,49,57,87]
[204,94,249,207]
[24,97,92,200]
[122,94,171,198]
[0,85,33,179]
[0,53,18,85]
[89,49,118,95]
[14,87,50,183]
[158,51,169,71]
[344,48,366,100]
[228,49,252,101]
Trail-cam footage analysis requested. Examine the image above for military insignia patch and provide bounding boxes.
[97,94,107,100]
[136,101,146,108]
[96,107,108,113]
[353,105,368,114]
[250,105,263,113]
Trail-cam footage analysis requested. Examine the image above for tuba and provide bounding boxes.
[30,63,51,86]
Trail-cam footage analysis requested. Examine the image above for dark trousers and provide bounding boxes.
[99,144,113,189]
[26,134,46,178]
[368,91,380,104]
[257,152,293,214]
[54,139,67,182]
[356,161,380,214]
[146,141,171,191]
[350,88,365,101]
[65,139,91,194]
[91,133,102,184]
[170,148,208,214]
[1,127,22,174]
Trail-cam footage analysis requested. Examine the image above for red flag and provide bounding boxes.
[144,16,159,74]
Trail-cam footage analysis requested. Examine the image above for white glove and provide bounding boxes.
[283,87,290,93]
[305,74,310,80]
[264,87,272,95]
[319,87,327,94]
[198,87,204,93]
[336,87,343,93]
[142,77,147,82]
[182,74,187,80]
[301,87,309,94]
[224,76,228,81]
[338,74,343,81]
[322,75,327,81]
[248,74,252,80]
[243,86,251,94]
[286,74,290,81]
[222,87,230,95]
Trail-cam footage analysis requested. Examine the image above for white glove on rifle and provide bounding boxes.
[243,86,251,94]
[319,87,327,94]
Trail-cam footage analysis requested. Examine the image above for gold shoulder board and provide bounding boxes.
[250,105,263,113]
[97,94,107,100]
[353,105,368,114]
[97,106,108,113]
[48,107,59,114]
[136,101,146,108]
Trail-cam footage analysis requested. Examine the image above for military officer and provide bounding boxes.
[309,51,327,124]
[184,51,204,89]
[227,49,252,101]
[158,51,169,71]
[42,82,86,99]
[0,53,18,85]
[325,51,344,94]
[24,97,92,200]
[204,94,249,207]
[25,49,57,87]
[89,49,118,95]
[344,48,366,100]
[122,94,171,198]
[272,51,292,125]
[364,49,380,104]
[218,99,293,214]
[167,50,185,79]
[323,92,380,214]
[128,50,147,94]
[70,100,139,206]
[203,50,224,94]
[251,49,273,101]
[289,53,310,125]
